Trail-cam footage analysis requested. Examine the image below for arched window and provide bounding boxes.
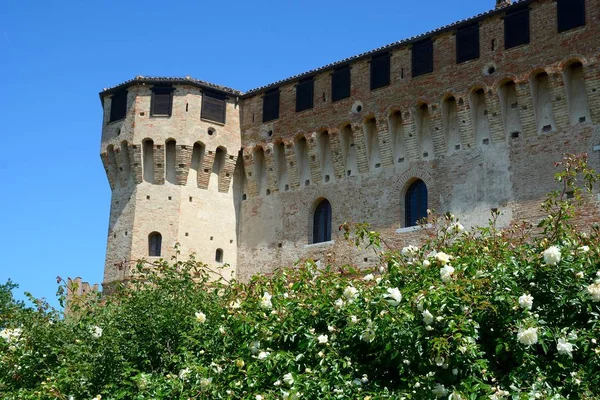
[148,232,162,257]
[313,199,332,244]
[405,180,428,228]
[215,248,223,263]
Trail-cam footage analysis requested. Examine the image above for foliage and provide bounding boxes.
[1,153,600,399]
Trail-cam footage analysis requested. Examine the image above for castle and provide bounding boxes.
[91,0,600,291]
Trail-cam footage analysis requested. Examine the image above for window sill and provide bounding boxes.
[370,84,390,92]
[305,240,335,249]
[150,114,172,118]
[201,118,226,126]
[396,224,432,234]
[504,42,530,51]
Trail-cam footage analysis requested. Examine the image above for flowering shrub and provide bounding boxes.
[1,154,600,399]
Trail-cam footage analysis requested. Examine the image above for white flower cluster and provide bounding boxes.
[543,246,561,266]
[343,286,359,302]
[401,245,419,260]
[518,294,534,310]
[0,327,22,344]
[517,327,538,346]
[195,311,206,323]
[587,272,600,302]
[90,326,103,339]
[384,287,402,306]
[556,338,574,357]
[260,292,273,309]
[440,265,455,283]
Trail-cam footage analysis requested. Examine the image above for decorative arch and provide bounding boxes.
[311,198,332,244]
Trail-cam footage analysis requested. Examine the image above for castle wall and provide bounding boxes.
[237,0,600,277]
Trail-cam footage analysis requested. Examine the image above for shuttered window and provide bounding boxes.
[412,39,434,77]
[201,91,227,123]
[262,88,280,122]
[313,199,332,243]
[296,77,314,112]
[151,86,174,117]
[456,24,480,64]
[405,180,428,228]
[109,90,127,122]
[504,6,530,49]
[370,53,391,90]
[331,65,351,102]
[557,0,585,33]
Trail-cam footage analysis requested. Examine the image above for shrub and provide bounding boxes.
[1,154,600,399]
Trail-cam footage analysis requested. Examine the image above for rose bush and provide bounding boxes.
[1,154,600,399]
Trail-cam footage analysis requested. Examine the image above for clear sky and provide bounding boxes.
[0,0,491,308]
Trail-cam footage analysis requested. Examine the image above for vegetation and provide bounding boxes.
[1,154,600,399]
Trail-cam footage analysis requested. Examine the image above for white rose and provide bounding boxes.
[363,274,374,281]
[401,245,419,258]
[317,334,328,344]
[423,259,431,267]
[195,312,206,323]
[178,367,191,380]
[334,298,344,310]
[343,286,359,300]
[556,338,574,357]
[200,377,212,388]
[579,245,590,253]
[384,287,402,306]
[422,309,434,325]
[543,246,561,266]
[249,341,260,354]
[517,327,538,346]
[283,372,294,386]
[435,252,452,265]
[349,315,358,325]
[447,222,465,233]
[255,395,263,400]
[518,294,534,310]
[260,292,273,309]
[257,351,270,360]
[91,326,103,339]
[587,283,600,301]
[440,265,455,282]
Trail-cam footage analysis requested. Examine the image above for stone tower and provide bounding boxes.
[99,77,243,288]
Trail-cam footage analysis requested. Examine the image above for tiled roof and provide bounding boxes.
[243,0,530,96]
[99,76,243,98]
[99,0,530,100]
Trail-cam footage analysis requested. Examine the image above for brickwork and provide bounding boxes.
[86,0,600,293]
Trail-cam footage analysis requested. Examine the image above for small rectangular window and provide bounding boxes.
[262,88,280,123]
[557,0,585,33]
[109,90,127,122]
[201,90,227,124]
[331,65,351,102]
[412,38,434,77]
[504,6,530,49]
[456,24,480,64]
[296,77,314,112]
[370,53,391,90]
[151,86,174,117]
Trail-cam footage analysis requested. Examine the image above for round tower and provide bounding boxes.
[99,76,243,288]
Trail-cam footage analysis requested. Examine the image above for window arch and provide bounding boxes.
[215,248,223,263]
[312,199,332,244]
[148,232,162,257]
[405,180,428,228]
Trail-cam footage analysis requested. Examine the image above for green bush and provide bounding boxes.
[1,154,600,399]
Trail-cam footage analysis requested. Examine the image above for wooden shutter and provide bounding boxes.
[262,88,280,122]
[557,0,585,33]
[151,87,173,116]
[201,91,227,123]
[412,39,434,77]
[296,78,314,112]
[405,180,428,227]
[331,65,351,102]
[456,24,480,64]
[109,90,127,122]
[370,53,391,90]
[504,7,530,49]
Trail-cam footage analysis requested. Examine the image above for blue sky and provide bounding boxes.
[0,0,490,308]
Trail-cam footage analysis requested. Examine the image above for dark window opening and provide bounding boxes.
[296,77,314,112]
[504,6,530,49]
[148,232,162,257]
[405,180,428,228]
[370,53,391,90]
[262,88,280,122]
[412,38,434,77]
[109,90,127,122]
[557,0,585,33]
[312,199,332,244]
[201,90,227,123]
[456,24,480,64]
[332,65,351,102]
[215,248,223,263]
[151,86,174,117]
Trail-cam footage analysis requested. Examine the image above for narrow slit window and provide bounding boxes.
[504,6,530,49]
[331,65,351,102]
[312,199,332,244]
[151,86,174,117]
[412,38,434,77]
[262,88,280,122]
[201,90,227,123]
[456,24,480,64]
[370,53,391,90]
[109,90,127,122]
[405,180,428,228]
[557,0,585,33]
[215,248,223,263]
[148,232,162,257]
[296,77,314,112]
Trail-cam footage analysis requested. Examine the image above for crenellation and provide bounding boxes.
[176,144,192,186]
[455,97,475,149]
[306,135,323,185]
[428,104,446,158]
[153,145,165,185]
[547,72,570,131]
[514,81,537,137]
